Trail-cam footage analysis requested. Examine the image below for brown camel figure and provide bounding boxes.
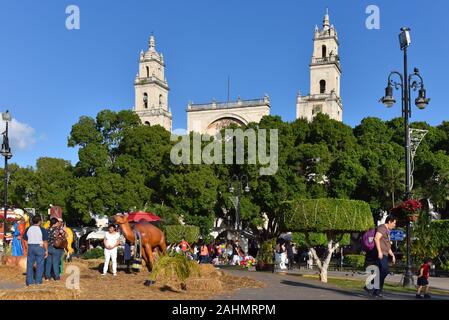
[114,213,167,271]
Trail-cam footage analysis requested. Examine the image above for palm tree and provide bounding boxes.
[383,162,405,208]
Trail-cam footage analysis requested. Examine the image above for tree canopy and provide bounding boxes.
[282,199,374,233]
[3,110,449,241]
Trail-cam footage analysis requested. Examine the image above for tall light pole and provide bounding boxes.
[228,174,250,233]
[380,27,430,287]
[1,110,13,252]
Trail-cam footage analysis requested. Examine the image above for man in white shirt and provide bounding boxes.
[102,224,120,276]
[23,215,49,286]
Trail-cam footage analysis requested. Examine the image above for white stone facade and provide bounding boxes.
[296,12,343,122]
[131,11,342,132]
[133,35,172,131]
[187,96,271,135]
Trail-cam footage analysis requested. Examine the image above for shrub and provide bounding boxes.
[430,220,449,250]
[164,225,200,245]
[282,199,373,283]
[344,254,365,269]
[256,239,276,264]
[81,247,104,260]
[283,199,374,232]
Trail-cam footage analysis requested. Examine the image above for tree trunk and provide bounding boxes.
[392,190,395,208]
[320,268,328,283]
[309,240,340,283]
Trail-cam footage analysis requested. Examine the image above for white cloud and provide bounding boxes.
[0,118,36,151]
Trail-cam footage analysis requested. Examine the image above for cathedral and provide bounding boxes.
[132,11,342,134]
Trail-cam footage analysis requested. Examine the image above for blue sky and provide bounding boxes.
[0,0,448,167]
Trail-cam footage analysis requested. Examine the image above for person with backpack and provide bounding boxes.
[416,258,433,299]
[23,215,49,286]
[361,227,378,266]
[45,218,67,281]
[373,215,397,297]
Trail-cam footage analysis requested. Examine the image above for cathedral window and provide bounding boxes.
[146,66,150,78]
[145,121,151,126]
[143,93,148,109]
[159,94,163,107]
[320,80,326,94]
[313,105,323,115]
[322,45,327,58]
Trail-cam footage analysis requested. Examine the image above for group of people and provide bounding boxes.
[22,216,67,286]
[169,239,256,266]
[275,240,297,270]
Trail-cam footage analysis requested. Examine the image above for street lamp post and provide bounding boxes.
[1,110,13,252]
[228,174,250,233]
[380,28,430,287]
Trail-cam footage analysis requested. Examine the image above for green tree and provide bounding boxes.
[283,199,373,282]
[35,158,73,218]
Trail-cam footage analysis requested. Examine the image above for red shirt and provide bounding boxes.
[180,240,189,252]
[420,264,430,279]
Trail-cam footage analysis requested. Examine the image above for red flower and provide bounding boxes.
[391,199,422,216]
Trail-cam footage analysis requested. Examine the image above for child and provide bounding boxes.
[416,258,432,299]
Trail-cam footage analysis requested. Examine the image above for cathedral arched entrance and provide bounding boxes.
[205,115,248,136]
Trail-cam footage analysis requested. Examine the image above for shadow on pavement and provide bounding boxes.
[280,279,369,299]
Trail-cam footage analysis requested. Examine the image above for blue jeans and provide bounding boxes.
[26,244,46,286]
[45,246,63,280]
[376,255,389,293]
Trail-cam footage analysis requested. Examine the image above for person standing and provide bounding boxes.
[416,259,433,299]
[123,241,132,274]
[45,218,66,281]
[373,215,397,297]
[286,241,295,270]
[192,244,199,261]
[23,215,49,286]
[200,242,209,264]
[18,218,27,256]
[226,241,233,264]
[179,238,191,255]
[11,218,24,256]
[102,224,120,276]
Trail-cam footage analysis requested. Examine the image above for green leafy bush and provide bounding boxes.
[429,220,449,250]
[81,247,104,260]
[256,239,276,264]
[164,225,200,245]
[344,254,365,269]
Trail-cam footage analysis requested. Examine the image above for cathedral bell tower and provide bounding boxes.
[134,35,172,131]
[296,10,343,122]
